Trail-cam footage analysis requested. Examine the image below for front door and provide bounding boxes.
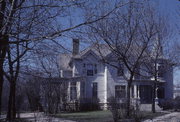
[140,85,152,104]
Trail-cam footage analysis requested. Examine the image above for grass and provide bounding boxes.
[0,118,29,122]
[0,111,168,122]
[54,110,114,122]
[53,110,168,122]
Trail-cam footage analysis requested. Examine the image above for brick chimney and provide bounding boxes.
[72,39,79,56]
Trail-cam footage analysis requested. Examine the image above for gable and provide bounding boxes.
[81,49,100,62]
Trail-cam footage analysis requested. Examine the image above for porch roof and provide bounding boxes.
[133,79,166,84]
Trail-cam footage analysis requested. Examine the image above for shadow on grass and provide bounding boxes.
[53,110,168,122]
[0,118,29,122]
[54,110,113,122]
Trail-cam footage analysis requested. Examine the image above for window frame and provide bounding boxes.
[115,85,126,99]
[85,63,98,76]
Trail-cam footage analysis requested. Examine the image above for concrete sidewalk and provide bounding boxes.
[143,112,180,122]
[0,112,76,122]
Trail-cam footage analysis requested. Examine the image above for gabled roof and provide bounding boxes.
[58,44,111,70]
[73,44,111,59]
[58,43,169,71]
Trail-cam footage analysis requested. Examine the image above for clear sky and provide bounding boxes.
[156,0,180,85]
[62,0,180,84]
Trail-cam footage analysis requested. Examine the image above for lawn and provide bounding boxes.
[54,110,114,122]
[54,110,168,122]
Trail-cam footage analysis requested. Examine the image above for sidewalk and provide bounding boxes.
[143,112,180,122]
[0,112,76,122]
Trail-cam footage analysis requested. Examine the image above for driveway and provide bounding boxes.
[143,112,180,122]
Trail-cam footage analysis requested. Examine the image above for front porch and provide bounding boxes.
[130,80,165,104]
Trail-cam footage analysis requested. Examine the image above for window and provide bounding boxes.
[87,64,93,76]
[117,63,124,76]
[92,82,98,99]
[70,82,77,100]
[86,64,98,76]
[115,85,126,98]
[157,65,164,77]
[83,63,86,68]
[94,64,97,74]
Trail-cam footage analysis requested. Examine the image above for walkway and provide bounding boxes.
[0,112,76,122]
[143,112,180,122]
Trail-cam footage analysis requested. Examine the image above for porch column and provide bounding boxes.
[104,65,108,109]
[60,70,63,77]
[155,88,158,99]
[68,82,71,101]
[130,86,132,98]
[137,85,140,99]
[77,81,81,99]
[134,85,137,98]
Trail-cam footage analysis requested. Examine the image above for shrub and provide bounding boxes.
[108,97,143,122]
[79,98,100,111]
[174,96,180,111]
[158,99,174,110]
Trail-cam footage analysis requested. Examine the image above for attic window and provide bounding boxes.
[87,64,94,76]
[86,64,97,76]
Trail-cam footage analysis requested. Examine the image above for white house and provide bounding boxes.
[58,39,173,109]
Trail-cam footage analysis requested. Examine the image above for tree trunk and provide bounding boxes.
[7,82,16,120]
[12,82,16,118]
[152,81,156,113]
[0,1,7,115]
[126,83,131,117]
[0,43,7,115]
[0,65,3,116]
[7,84,13,121]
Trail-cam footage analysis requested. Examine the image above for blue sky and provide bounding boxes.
[156,0,180,85]
[60,0,180,84]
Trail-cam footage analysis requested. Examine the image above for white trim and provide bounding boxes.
[104,66,107,104]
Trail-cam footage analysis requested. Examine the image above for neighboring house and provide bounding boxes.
[58,39,173,109]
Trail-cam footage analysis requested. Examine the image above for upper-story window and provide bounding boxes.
[115,85,126,98]
[84,63,98,76]
[157,65,164,77]
[117,63,124,76]
[87,64,93,76]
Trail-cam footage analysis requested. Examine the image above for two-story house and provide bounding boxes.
[58,39,173,109]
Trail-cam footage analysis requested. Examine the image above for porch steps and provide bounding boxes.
[140,103,162,112]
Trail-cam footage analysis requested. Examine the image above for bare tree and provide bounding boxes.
[4,40,28,120]
[25,43,69,114]
[25,76,43,112]
[87,0,167,117]
[142,41,170,113]
[0,0,127,119]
